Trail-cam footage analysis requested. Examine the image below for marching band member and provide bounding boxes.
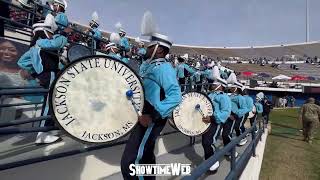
[176,54,195,92]
[17,15,68,144]
[252,92,264,130]
[115,22,130,53]
[52,0,68,31]
[202,66,231,172]
[87,11,102,50]
[137,42,146,57]
[105,33,129,64]
[240,89,254,134]
[192,62,203,92]
[227,73,248,146]
[121,12,181,180]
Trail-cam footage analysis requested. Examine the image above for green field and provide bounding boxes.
[260,108,320,180]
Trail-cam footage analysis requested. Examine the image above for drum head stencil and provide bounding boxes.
[50,56,144,143]
[172,92,213,136]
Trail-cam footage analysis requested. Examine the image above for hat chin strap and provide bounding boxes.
[214,84,222,91]
[147,43,159,63]
[44,30,50,39]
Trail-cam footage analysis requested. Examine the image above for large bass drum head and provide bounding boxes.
[67,44,92,63]
[172,92,213,136]
[50,56,144,143]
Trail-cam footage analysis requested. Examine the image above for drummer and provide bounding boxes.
[227,73,248,147]
[202,66,231,172]
[240,89,254,134]
[121,33,182,180]
[17,15,68,144]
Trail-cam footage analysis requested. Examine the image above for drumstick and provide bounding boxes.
[126,90,142,116]
[195,104,205,117]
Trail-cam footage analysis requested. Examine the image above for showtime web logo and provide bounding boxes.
[129,163,191,176]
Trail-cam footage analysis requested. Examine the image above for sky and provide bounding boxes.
[65,0,320,47]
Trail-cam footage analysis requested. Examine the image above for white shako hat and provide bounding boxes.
[107,32,121,51]
[256,92,265,101]
[53,0,67,9]
[147,33,172,49]
[212,66,227,87]
[227,72,243,89]
[32,14,58,35]
[90,11,100,27]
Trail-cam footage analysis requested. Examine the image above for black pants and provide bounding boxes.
[201,122,221,160]
[240,113,249,133]
[221,118,235,146]
[179,78,185,92]
[234,115,245,136]
[121,119,167,180]
[37,72,56,127]
[263,113,270,124]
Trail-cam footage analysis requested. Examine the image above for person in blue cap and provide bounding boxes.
[201,66,231,172]
[121,11,181,180]
[227,73,248,146]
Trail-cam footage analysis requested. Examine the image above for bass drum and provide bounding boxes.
[171,92,213,136]
[248,105,257,119]
[50,55,144,143]
[67,44,92,63]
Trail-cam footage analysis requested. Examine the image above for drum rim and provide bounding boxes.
[67,43,92,63]
[171,91,213,137]
[49,55,145,144]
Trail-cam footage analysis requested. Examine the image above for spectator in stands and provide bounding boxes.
[299,98,320,144]
[0,1,10,37]
[262,97,272,124]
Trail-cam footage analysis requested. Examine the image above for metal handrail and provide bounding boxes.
[0,89,48,96]
[0,116,50,128]
[183,120,264,180]
[0,101,42,108]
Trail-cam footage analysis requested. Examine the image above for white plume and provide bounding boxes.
[135,37,141,43]
[141,11,157,36]
[92,11,99,22]
[227,73,237,84]
[115,22,122,31]
[212,66,220,80]
[109,32,121,44]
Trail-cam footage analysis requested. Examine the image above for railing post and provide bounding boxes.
[230,147,236,171]
[251,129,256,157]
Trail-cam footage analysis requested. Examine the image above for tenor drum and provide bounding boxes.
[171,92,213,136]
[50,56,144,143]
[67,44,92,62]
[248,105,257,119]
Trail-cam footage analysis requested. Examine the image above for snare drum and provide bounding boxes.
[50,55,144,143]
[67,44,92,63]
[171,92,213,136]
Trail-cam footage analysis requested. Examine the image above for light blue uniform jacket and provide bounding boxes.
[229,94,247,118]
[208,91,232,124]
